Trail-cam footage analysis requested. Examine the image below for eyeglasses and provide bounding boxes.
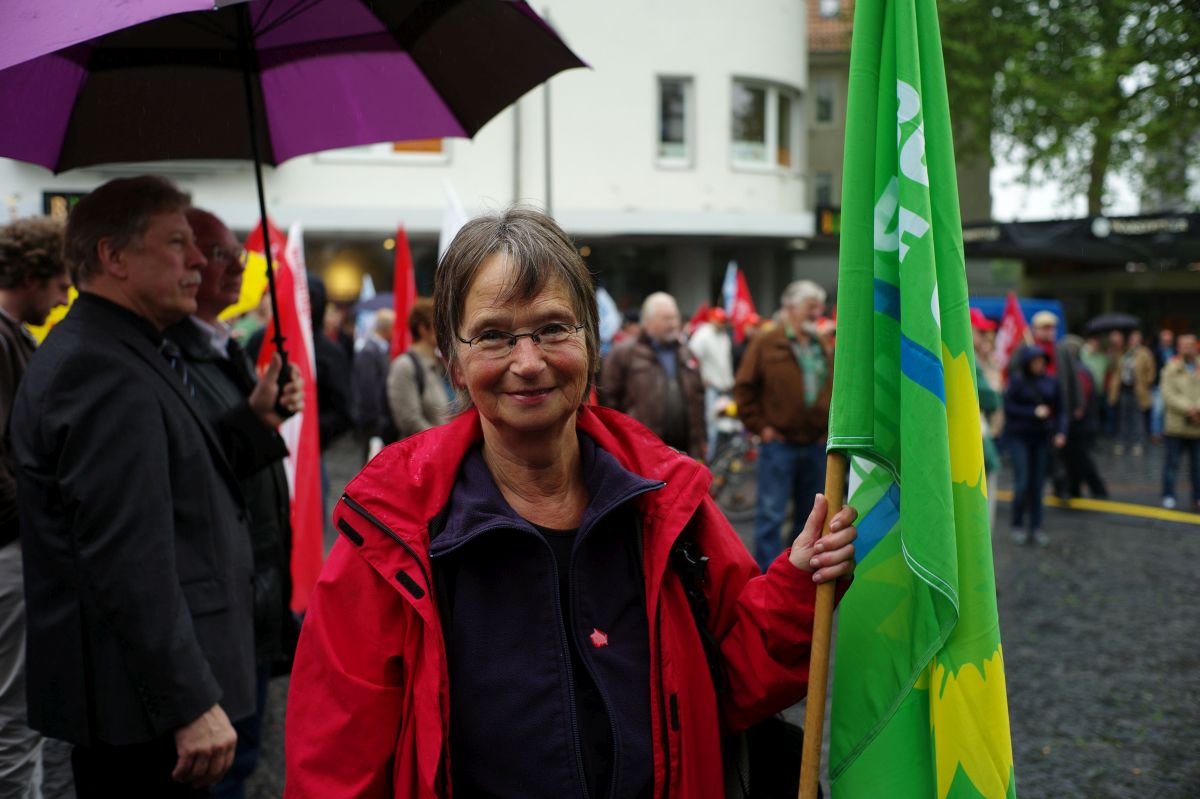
[205,245,242,264]
[457,322,585,358]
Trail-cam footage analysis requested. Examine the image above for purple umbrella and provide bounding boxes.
[0,0,584,372]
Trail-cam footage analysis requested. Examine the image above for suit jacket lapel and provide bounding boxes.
[83,303,243,501]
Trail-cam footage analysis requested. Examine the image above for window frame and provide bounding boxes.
[813,76,835,126]
[656,75,695,169]
[818,0,841,19]
[730,78,802,173]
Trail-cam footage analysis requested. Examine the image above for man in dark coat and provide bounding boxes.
[165,208,303,798]
[598,291,706,459]
[10,176,257,795]
[0,216,70,797]
[350,308,399,457]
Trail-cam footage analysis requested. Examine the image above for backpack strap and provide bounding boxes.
[407,350,426,399]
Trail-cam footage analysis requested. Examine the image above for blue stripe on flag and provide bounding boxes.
[873,279,900,321]
[855,482,900,562]
[900,334,945,403]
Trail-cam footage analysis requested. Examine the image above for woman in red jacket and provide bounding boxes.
[284,208,857,798]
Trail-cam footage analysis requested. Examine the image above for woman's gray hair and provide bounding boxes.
[781,279,826,308]
[433,206,599,408]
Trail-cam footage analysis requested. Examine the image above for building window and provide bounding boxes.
[819,0,840,18]
[815,172,833,207]
[657,76,693,167]
[731,79,801,170]
[317,138,449,164]
[814,77,835,125]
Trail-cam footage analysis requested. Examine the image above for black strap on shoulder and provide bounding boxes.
[407,351,426,398]
[669,526,727,695]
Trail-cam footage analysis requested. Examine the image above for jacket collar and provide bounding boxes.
[339,405,713,593]
[428,432,662,558]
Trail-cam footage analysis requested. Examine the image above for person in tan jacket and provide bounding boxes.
[1160,333,1200,510]
[733,280,834,571]
[1106,329,1156,456]
[387,298,451,439]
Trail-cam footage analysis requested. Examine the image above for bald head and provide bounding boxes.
[187,208,245,323]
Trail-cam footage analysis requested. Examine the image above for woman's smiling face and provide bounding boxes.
[452,253,590,442]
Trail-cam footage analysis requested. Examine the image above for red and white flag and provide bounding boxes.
[721,261,757,343]
[992,290,1029,375]
[390,225,416,359]
[686,301,711,337]
[245,218,324,613]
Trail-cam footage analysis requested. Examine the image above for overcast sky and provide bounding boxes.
[989,158,1141,222]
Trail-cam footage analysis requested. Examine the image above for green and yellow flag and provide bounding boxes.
[827,0,1015,796]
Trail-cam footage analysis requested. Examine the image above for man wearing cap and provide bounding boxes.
[1031,310,1086,498]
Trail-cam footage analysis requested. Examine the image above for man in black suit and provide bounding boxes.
[11,177,263,796]
[165,208,302,798]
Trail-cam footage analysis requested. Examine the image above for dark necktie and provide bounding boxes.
[159,338,196,399]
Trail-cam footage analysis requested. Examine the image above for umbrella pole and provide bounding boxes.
[237,5,292,411]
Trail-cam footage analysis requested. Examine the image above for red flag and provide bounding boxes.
[245,219,324,613]
[390,226,416,359]
[992,291,1029,376]
[686,301,711,337]
[727,267,757,344]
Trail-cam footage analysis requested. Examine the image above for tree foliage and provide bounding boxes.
[939,0,1200,214]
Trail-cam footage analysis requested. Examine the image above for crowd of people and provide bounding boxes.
[971,308,1200,548]
[0,183,862,798]
[0,172,1195,796]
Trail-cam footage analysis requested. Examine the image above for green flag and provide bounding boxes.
[827,0,1016,797]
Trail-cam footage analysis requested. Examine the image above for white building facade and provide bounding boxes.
[2,0,817,314]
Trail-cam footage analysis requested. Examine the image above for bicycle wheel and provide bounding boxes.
[713,450,756,522]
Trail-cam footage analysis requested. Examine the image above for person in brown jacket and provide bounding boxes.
[1107,329,1156,456]
[734,280,833,571]
[598,292,706,458]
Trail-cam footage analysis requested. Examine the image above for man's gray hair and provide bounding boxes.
[640,291,678,321]
[781,280,826,308]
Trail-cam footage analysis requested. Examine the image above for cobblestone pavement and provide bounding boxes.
[47,433,1200,798]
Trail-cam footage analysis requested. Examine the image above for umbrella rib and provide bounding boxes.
[177,15,239,45]
[256,0,327,38]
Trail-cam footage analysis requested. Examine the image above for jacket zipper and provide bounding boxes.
[571,483,664,799]
[545,536,591,799]
[339,493,431,596]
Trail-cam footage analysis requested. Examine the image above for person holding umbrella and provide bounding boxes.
[284,208,858,797]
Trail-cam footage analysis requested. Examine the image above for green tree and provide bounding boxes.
[940,0,1200,215]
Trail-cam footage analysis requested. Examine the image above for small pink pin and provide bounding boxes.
[589,628,609,648]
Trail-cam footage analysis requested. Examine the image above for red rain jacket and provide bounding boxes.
[285,405,825,798]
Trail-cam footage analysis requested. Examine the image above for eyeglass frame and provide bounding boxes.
[203,245,243,264]
[455,322,586,356]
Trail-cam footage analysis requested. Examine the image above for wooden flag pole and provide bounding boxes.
[799,450,849,799]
